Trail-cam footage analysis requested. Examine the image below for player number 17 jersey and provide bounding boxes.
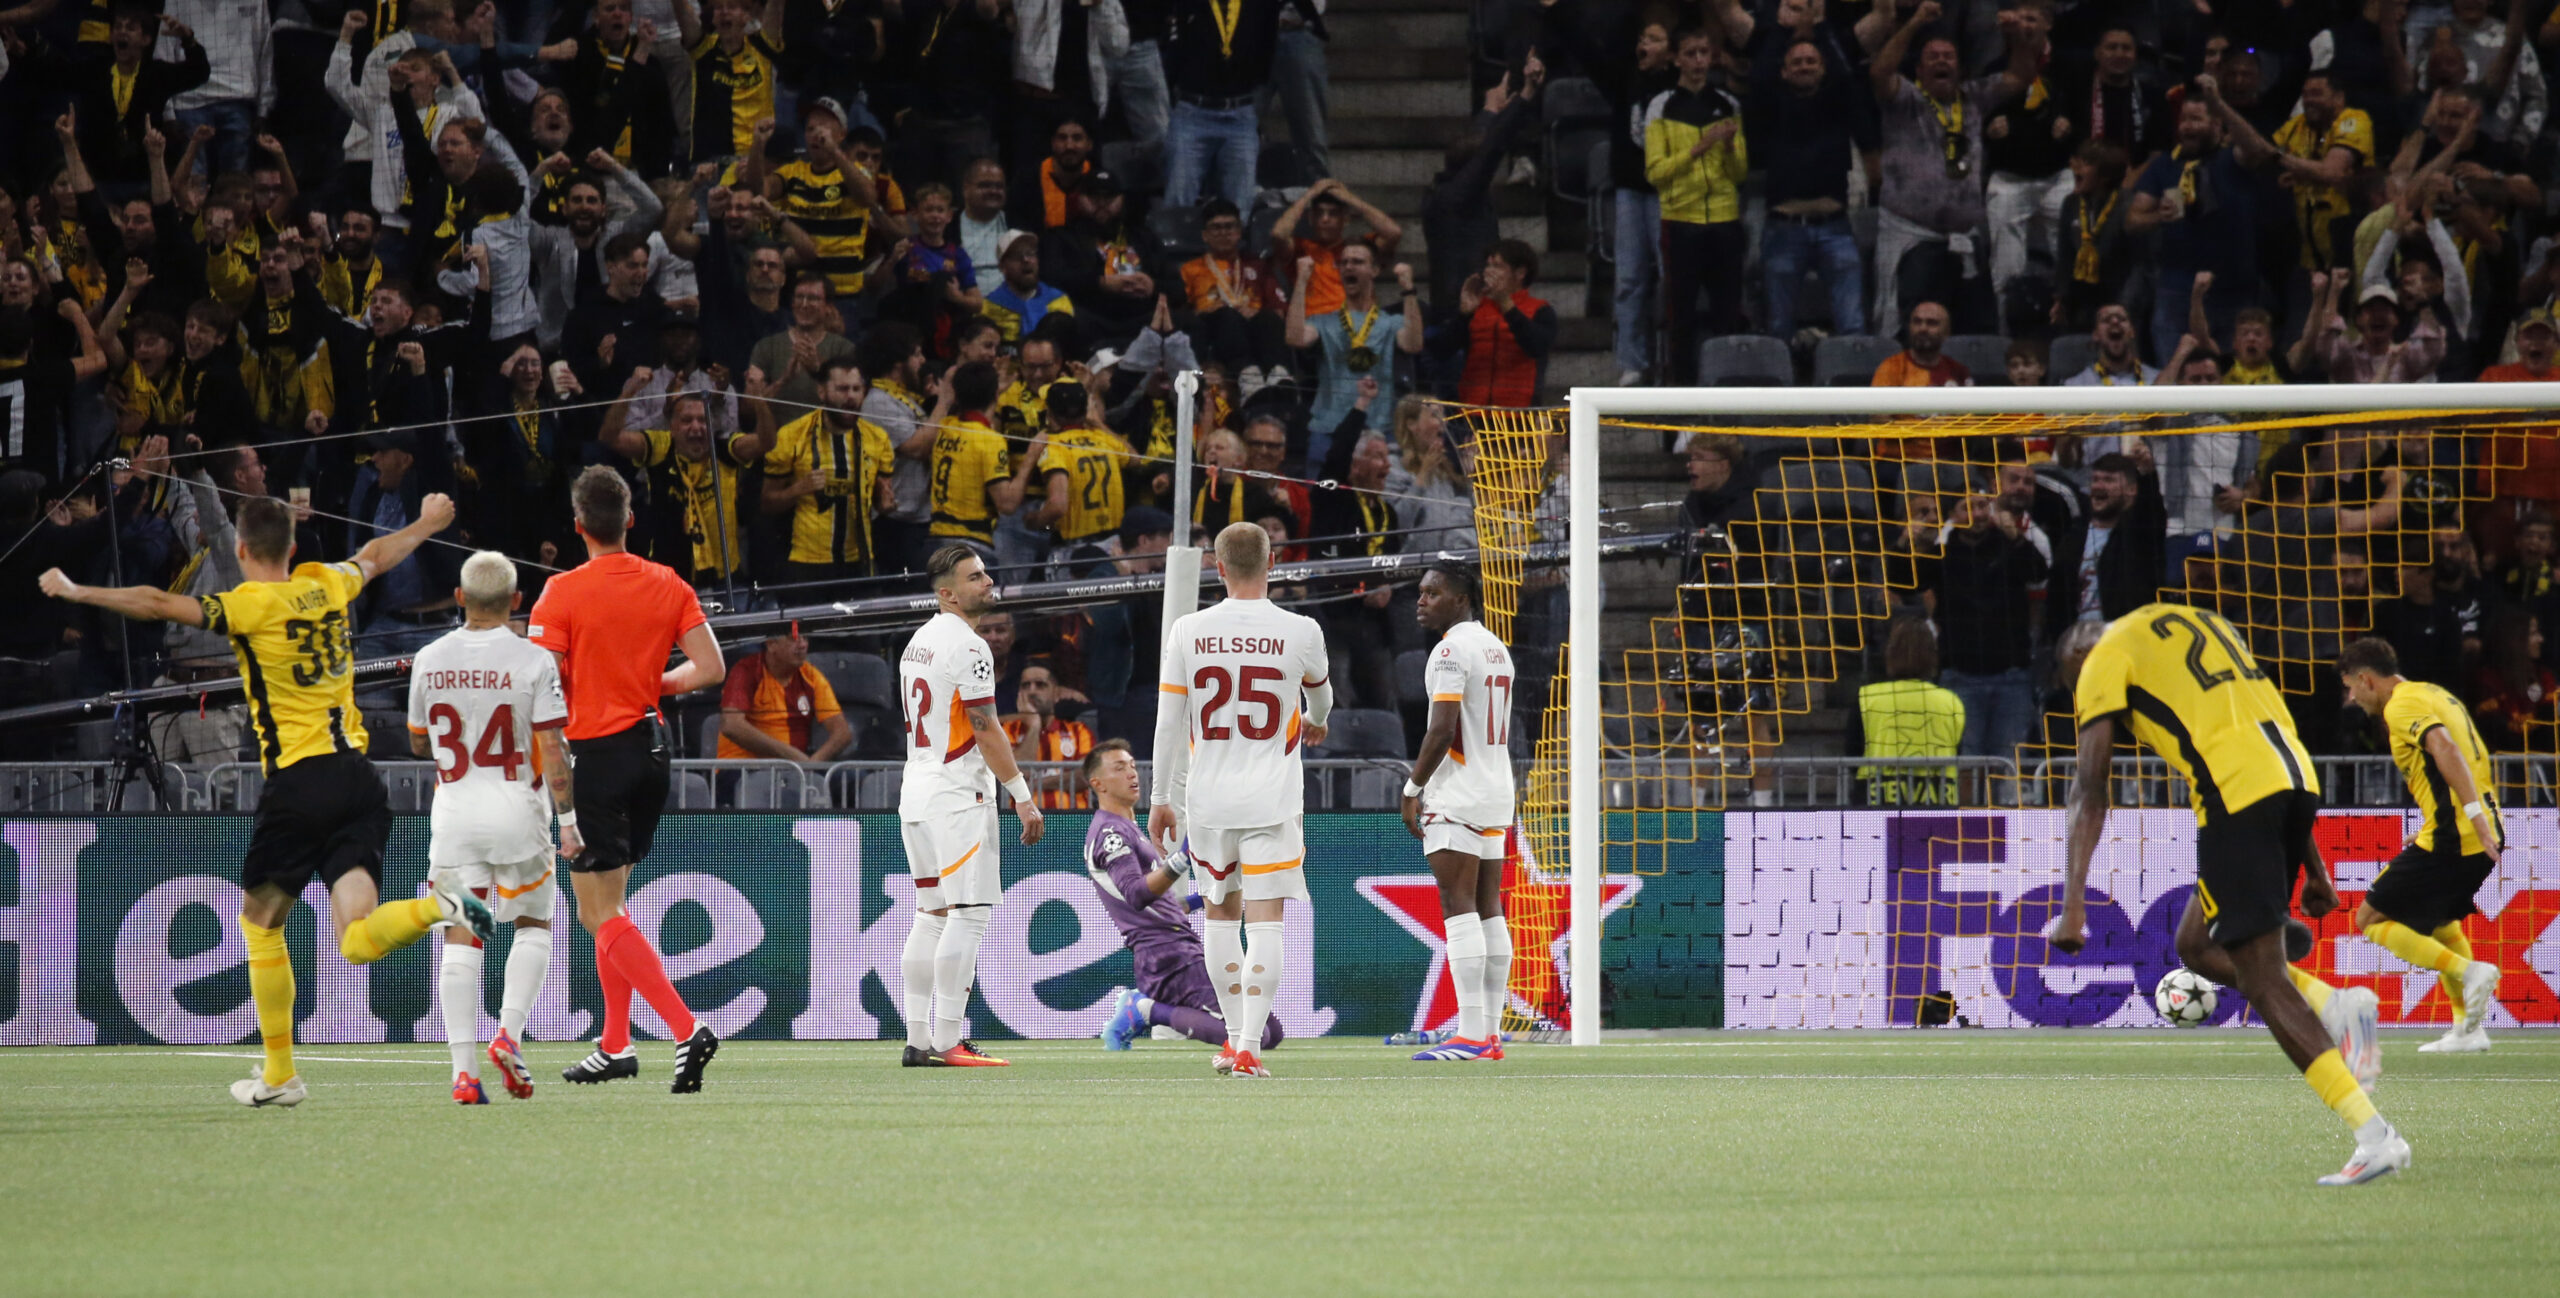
[1422,620,1516,827]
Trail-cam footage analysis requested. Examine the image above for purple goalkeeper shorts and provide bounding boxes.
[1136,941,1217,1014]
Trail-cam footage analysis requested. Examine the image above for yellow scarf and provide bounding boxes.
[2073,191,2118,285]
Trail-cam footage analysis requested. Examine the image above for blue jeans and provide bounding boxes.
[1164,100,1260,210]
[1612,188,1659,374]
[1111,41,1170,152]
[1942,665,2035,762]
[173,101,255,177]
[1264,29,1330,180]
[1761,213,1865,339]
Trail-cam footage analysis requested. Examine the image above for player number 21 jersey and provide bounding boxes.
[407,626,567,869]
[1156,597,1330,827]
[900,610,998,820]
[1423,620,1517,827]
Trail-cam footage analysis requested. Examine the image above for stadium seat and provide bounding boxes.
[1943,334,2012,385]
[1811,334,1900,387]
[1542,77,1613,203]
[1395,648,1431,706]
[363,712,409,759]
[2046,333,2098,380]
[1099,139,1164,197]
[1311,707,1406,759]
[813,651,897,712]
[381,764,438,812]
[666,771,714,810]
[698,712,726,761]
[1697,335,1794,386]
[1144,200,1205,264]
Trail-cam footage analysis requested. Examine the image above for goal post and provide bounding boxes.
[1560,381,2560,1043]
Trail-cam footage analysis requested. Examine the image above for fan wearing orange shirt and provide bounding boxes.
[1268,177,1402,315]
[1002,657,1096,809]
[718,629,852,762]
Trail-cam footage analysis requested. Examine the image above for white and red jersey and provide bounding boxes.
[899,610,998,820]
[1153,596,1331,829]
[406,625,566,869]
[1421,619,1517,828]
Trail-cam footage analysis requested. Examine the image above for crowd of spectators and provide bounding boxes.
[0,0,1541,763]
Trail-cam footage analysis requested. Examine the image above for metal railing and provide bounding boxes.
[8,753,2553,815]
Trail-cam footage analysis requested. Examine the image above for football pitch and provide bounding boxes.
[6,1032,2556,1297]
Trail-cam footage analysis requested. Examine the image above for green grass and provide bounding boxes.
[5,1031,2556,1297]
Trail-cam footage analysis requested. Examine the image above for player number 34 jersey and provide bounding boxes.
[1423,620,1517,827]
[406,626,568,869]
[899,611,999,819]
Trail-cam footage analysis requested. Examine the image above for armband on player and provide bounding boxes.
[1003,775,1034,806]
[2463,800,2486,822]
[1401,779,1424,799]
[555,810,578,830]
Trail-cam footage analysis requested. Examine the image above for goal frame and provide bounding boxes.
[1562,380,2560,1044]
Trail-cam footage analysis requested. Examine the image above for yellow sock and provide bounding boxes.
[2363,920,2467,975]
[2434,922,2475,1025]
[2305,1048,2379,1131]
[239,915,296,1086]
[2286,965,2335,1013]
[339,897,442,965]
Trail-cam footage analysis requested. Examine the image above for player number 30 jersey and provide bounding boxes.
[1423,620,1517,827]
[407,626,568,869]
[899,610,999,819]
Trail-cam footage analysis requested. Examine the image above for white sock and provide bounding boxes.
[2355,1115,2393,1148]
[1239,921,1284,1057]
[1204,919,1247,1046]
[1481,913,1513,1037]
[1444,912,1488,1041]
[438,940,484,1079]
[902,911,947,1051]
[931,906,991,1053]
[500,925,550,1040]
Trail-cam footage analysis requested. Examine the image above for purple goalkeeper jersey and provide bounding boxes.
[1084,809,1197,957]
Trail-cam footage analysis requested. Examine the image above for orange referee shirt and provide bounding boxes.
[528,551,709,740]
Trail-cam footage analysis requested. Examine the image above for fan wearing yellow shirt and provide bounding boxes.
[2204,69,2370,272]
[1034,379,1132,563]
[2048,607,2407,1186]
[677,0,786,164]
[929,360,1033,556]
[763,355,896,590]
[38,494,494,1109]
[2336,638,2507,1055]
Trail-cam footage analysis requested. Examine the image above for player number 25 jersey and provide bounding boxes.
[407,626,567,869]
[1422,620,1517,827]
[899,610,998,820]
[1155,597,1330,827]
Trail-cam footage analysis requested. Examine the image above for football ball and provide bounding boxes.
[2154,969,2218,1026]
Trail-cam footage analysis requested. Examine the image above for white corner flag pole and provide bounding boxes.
[1567,391,1602,1047]
[1162,370,1204,635]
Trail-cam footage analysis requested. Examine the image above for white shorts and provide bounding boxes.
[434,857,556,924]
[1190,820,1308,905]
[903,806,1002,910]
[1420,815,1508,860]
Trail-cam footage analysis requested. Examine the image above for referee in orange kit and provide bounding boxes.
[532,467,729,1092]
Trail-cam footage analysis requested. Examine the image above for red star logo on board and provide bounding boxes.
[2298,811,2560,1025]
[1358,827,1641,1034]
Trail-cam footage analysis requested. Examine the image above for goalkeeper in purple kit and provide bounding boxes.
[1083,739,1284,1053]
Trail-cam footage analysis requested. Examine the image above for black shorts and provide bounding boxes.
[242,751,392,898]
[2193,790,2321,949]
[2365,842,2495,934]
[569,722,669,873]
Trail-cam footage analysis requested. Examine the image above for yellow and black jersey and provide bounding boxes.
[2271,108,2373,269]
[993,380,1048,447]
[637,426,756,578]
[2073,602,2317,823]
[198,217,275,312]
[199,562,370,774]
[690,31,782,161]
[2384,679,2504,857]
[763,409,895,565]
[1039,427,1133,543]
[319,253,385,319]
[773,158,873,295]
[929,413,1010,542]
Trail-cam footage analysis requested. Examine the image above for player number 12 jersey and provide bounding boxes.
[899,610,998,819]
